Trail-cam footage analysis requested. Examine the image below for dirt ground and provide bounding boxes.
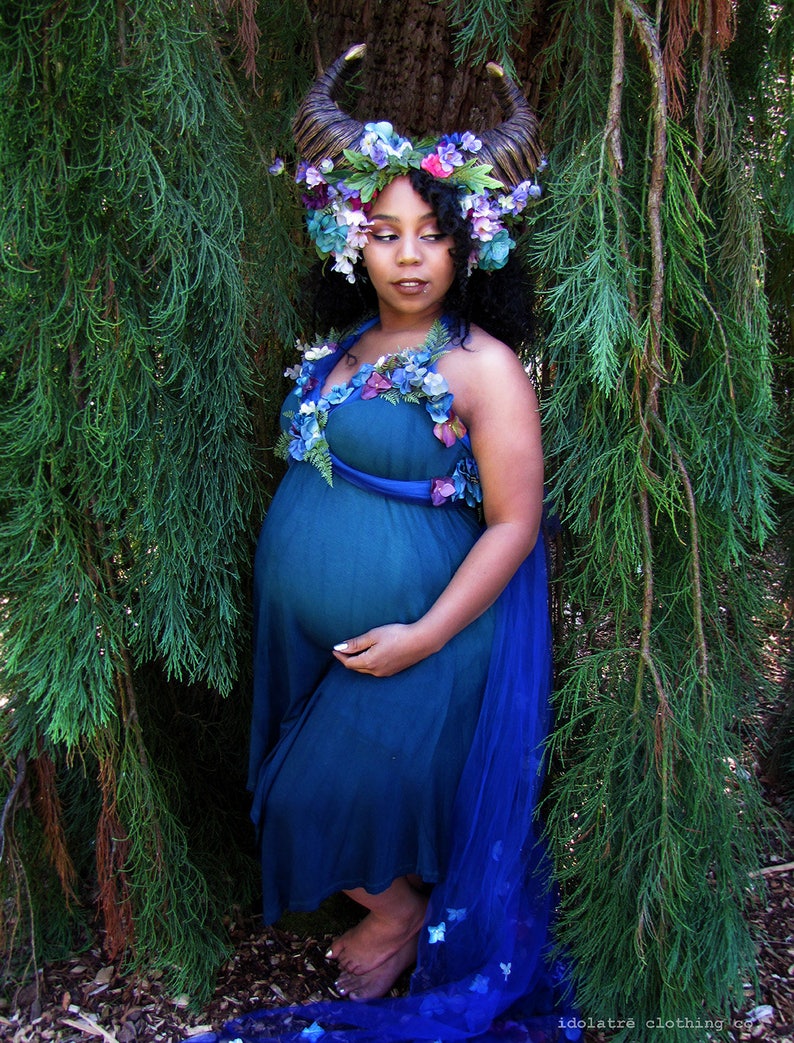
[1,806,791,1043]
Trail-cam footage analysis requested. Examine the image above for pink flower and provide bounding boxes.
[433,410,467,446]
[420,153,453,179]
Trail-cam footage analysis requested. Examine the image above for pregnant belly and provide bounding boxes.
[256,464,479,648]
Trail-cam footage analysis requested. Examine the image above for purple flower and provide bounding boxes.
[360,371,393,399]
[433,409,467,446]
[304,165,327,188]
[502,182,530,213]
[302,184,332,209]
[335,181,362,202]
[460,131,482,153]
[431,476,457,506]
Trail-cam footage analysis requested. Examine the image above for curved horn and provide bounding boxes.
[292,44,367,166]
[477,63,542,186]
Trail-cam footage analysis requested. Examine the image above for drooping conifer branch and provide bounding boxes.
[621,0,667,379]
[605,4,625,178]
[692,0,713,191]
[528,0,781,1033]
[94,736,133,963]
[32,750,77,906]
[1,0,256,998]
[0,754,27,866]
[604,5,640,338]
[656,415,711,703]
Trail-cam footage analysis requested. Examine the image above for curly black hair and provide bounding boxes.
[301,169,535,352]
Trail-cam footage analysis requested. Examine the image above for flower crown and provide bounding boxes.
[291,121,544,283]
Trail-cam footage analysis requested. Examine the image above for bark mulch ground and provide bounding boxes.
[2,812,791,1043]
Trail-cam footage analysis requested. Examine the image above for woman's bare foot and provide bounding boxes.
[334,936,417,1002]
[326,879,427,975]
[327,901,426,975]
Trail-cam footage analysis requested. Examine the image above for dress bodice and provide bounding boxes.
[277,318,481,508]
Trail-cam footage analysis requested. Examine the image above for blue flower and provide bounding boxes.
[389,366,415,395]
[421,371,449,398]
[446,907,468,922]
[325,385,352,405]
[477,228,515,271]
[405,362,429,388]
[349,363,375,388]
[425,391,454,424]
[299,1023,325,1040]
[428,922,446,944]
[451,459,481,507]
[306,211,347,255]
[360,122,412,168]
[419,995,446,1017]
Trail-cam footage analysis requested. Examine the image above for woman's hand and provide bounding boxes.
[332,623,434,677]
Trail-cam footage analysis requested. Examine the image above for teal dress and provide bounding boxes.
[248,320,494,923]
[199,318,580,1041]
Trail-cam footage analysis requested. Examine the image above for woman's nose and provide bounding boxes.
[397,237,421,264]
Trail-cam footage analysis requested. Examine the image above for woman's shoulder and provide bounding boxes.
[440,324,535,422]
[443,323,527,379]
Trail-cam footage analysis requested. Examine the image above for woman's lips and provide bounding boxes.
[392,279,427,294]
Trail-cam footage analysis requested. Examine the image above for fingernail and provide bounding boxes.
[333,643,348,651]
[326,948,334,958]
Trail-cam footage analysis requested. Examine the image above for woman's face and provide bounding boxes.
[362,176,456,324]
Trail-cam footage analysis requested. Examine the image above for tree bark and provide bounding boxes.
[306,0,552,138]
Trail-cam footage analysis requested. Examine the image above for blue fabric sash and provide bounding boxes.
[328,450,470,507]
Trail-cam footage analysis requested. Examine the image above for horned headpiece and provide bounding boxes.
[288,44,546,281]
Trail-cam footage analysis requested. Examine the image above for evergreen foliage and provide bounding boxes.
[0,0,257,999]
[0,0,789,1029]
[215,0,314,486]
[509,1,786,1037]
[445,0,534,76]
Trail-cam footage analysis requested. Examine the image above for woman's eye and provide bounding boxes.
[370,231,398,241]
[422,232,447,241]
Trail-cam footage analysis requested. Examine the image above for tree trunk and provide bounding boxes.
[306,0,552,137]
